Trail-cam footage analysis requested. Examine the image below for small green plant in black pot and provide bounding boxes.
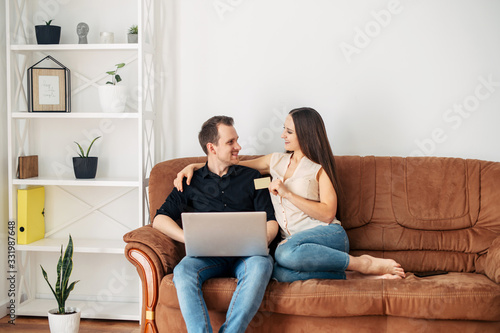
[35,20,61,44]
[72,136,101,179]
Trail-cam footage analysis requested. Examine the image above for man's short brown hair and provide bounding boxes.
[198,116,234,155]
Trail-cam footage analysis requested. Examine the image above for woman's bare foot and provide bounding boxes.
[347,255,405,278]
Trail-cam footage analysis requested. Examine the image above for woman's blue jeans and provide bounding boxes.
[173,255,273,333]
[272,224,350,282]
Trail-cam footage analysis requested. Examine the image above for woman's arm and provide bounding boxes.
[269,168,337,223]
[238,154,272,175]
[174,154,273,191]
[174,163,204,191]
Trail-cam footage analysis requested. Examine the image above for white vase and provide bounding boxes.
[48,307,81,333]
[98,85,128,112]
[127,33,138,43]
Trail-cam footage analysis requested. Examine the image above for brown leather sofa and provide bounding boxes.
[124,156,500,332]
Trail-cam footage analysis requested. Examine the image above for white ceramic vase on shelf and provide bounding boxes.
[47,307,81,333]
[98,85,128,113]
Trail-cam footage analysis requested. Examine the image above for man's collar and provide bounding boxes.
[200,162,238,179]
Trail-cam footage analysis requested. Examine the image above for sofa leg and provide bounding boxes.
[127,248,159,333]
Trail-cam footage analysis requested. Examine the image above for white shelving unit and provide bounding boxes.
[6,0,159,320]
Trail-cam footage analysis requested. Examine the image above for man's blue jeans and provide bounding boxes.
[173,255,273,333]
[272,224,350,282]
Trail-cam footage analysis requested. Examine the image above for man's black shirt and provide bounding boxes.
[155,163,275,225]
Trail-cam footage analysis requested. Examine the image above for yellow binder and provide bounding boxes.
[17,186,45,244]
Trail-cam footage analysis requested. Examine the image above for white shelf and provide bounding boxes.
[12,112,140,119]
[13,177,140,187]
[7,0,156,322]
[10,43,139,52]
[17,238,127,254]
[18,299,140,321]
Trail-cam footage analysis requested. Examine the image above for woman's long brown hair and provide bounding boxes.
[288,107,343,217]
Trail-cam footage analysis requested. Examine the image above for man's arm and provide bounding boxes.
[266,220,279,245]
[152,186,187,243]
[152,214,185,243]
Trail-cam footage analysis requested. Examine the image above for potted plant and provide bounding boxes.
[72,136,101,179]
[97,63,128,113]
[41,235,80,333]
[35,20,61,44]
[127,25,138,43]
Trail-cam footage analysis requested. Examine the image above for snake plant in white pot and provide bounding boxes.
[98,63,128,112]
[41,235,80,333]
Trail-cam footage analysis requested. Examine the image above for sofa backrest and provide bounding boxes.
[148,155,500,273]
[336,156,500,273]
[149,157,207,223]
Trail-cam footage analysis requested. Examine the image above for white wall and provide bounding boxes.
[162,0,500,162]
[1,0,9,319]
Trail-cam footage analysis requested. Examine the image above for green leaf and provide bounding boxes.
[85,136,101,157]
[41,265,58,302]
[128,25,138,34]
[63,280,80,304]
[74,142,85,158]
[60,236,74,307]
[106,63,125,85]
[55,245,63,304]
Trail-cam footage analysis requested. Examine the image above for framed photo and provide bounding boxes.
[28,56,71,112]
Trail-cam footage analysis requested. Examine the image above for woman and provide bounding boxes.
[175,107,405,281]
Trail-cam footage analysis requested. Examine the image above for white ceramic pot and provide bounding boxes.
[98,85,128,112]
[48,307,81,333]
[127,33,138,43]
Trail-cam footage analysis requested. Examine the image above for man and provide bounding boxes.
[153,116,279,333]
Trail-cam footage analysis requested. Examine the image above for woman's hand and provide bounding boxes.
[269,179,291,199]
[173,164,197,192]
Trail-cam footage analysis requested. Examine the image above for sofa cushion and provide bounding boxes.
[391,157,480,231]
[159,272,500,321]
[385,272,500,321]
[336,155,376,229]
[159,274,385,317]
[478,236,500,284]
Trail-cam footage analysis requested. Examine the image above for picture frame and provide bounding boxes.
[27,55,71,112]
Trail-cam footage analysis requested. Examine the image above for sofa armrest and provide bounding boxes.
[124,224,185,276]
[484,235,500,283]
[125,245,160,333]
[124,225,186,333]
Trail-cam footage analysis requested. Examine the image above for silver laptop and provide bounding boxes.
[182,211,269,257]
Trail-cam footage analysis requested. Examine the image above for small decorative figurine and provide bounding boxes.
[76,22,89,44]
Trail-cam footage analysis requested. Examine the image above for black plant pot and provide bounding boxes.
[35,25,61,44]
[73,157,98,179]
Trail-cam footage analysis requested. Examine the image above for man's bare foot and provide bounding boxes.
[348,255,405,278]
[346,271,403,280]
